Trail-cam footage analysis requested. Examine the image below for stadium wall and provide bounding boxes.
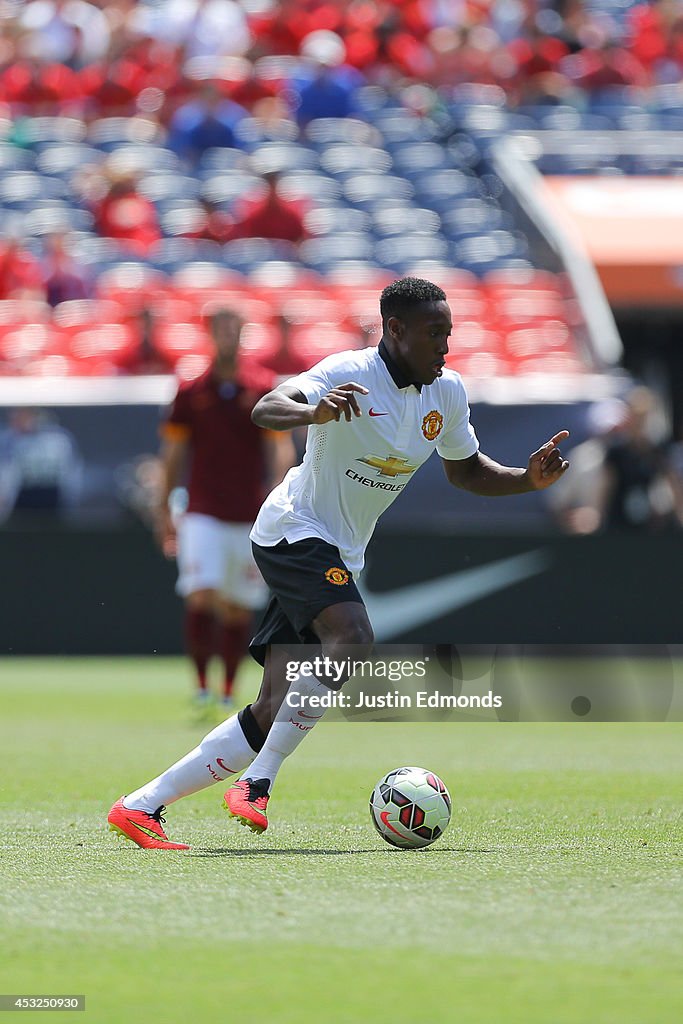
[1,527,679,654]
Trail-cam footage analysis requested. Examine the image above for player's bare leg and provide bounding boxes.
[224,602,373,833]
[185,588,218,713]
[215,597,251,710]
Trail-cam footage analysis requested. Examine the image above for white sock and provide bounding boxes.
[124,714,256,813]
[241,673,331,792]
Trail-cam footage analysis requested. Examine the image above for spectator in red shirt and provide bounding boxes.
[227,171,307,244]
[92,165,161,255]
[155,308,296,713]
[0,238,45,300]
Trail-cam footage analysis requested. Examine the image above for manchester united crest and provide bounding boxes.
[421,409,443,441]
[325,566,349,586]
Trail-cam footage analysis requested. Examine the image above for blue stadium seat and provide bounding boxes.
[300,234,374,268]
[370,205,441,237]
[223,238,300,272]
[319,144,391,177]
[440,201,512,239]
[304,206,371,236]
[249,142,320,175]
[278,171,343,204]
[0,171,68,206]
[87,118,165,151]
[197,148,248,173]
[35,145,103,177]
[18,117,86,147]
[233,116,299,148]
[374,234,448,269]
[343,174,414,206]
[22,204,94,235]
[0,145,36,171]
[305,118,376,148]
[138,174,202,202]
[412,171,483,216]
[149,238,222,272]
[200,172,262,206]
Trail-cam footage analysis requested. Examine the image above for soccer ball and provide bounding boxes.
[369,766,451,849]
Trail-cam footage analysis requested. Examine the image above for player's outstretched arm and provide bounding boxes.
[252,382,369,430]
[442,430,570,496]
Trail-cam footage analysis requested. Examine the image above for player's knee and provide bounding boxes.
[186,589,216,614]
[323,621,374,658]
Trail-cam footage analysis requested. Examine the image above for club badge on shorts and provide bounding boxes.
[325,567,349,586]
[422,409,443,441]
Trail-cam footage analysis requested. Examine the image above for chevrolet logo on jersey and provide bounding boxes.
[357,455,417,478]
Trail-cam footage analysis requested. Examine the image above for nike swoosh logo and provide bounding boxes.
[380,810,404,837]
[359,550,550,641]
[298,711,324,719]
[127,819,161,840]
[368,409,388,417]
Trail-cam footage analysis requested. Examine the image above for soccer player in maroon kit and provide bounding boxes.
[156,308,295,713]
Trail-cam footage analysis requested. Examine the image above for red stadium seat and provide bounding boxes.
[0,299,51,325]
[68,324,138,369]
[288,323,361,366]
[53,299,125,331]
[0,324,65,366]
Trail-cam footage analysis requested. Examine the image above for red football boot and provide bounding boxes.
[107,797,190,850]
[223,778,270,834]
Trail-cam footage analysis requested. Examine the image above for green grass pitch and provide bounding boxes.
[1,657,682,1024]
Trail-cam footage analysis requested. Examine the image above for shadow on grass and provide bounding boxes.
[189,846,493,857]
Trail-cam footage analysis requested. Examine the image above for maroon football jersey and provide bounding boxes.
[163,364,275,523]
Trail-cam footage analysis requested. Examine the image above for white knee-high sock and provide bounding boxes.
[124,714,257,813]
[241,673,331,792]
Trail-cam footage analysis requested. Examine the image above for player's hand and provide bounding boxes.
[154,508,177,559]
[525,430,570,490]
[311,382,369,424]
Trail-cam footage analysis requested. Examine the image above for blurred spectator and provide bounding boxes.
[0,238,44,301]
[18,0,111,69]
[115,452,165,527]
[562,36,648,90]
[168,82,247,163]
[546,398,629,535]
[116,308,176,375]
[42,234,92,306]
[129,0,251,59]
[227,171,307,243]
[548,388,683,533]
[91,164,161,255]
[288,30,364,123]
[0,408,82,522]
[180,197,234,244]
[257,315,310,378]
[601,387,683,532]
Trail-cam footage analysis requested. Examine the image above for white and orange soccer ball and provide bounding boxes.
[369,766,451,849]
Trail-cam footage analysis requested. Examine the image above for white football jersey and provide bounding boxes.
[250,343,479,574]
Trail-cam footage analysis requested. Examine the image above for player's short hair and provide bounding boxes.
[380,278,447,328]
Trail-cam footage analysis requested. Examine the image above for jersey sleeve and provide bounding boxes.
[283,352,360,406]
[436,377,479,461]
[160,384,192,441]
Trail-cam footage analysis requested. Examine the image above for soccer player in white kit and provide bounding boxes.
[108,278,569,848]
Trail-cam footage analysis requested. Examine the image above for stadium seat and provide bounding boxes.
[370,205,441,237]
[319,144,391,177]
[343,174,414,206]
[304,206,370,236]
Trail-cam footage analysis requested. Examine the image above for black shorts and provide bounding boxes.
[250,537,365,666]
